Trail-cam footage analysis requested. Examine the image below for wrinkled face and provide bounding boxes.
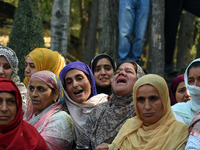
[25,56,36,77]
[112,63,137,96]
[175,81,191,103]
[94,58,114,88]
[0,56,12,79]
[65,69,91,103]
[0,92,17,126]
[188,67,200,87]
[136,84,164,126]
[29,78,57,115]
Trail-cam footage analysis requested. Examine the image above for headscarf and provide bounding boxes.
[0,46,20,83]
[0,78,50,150]
[23,48,64,87]
[89,54,116,95]
[170,74,184,105]
[59,62,107,142]
[109,74,188,150]
[24,70,73,150]
[172,58,200,125]
[89,54,116,73]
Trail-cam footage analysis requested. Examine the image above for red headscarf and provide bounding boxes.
[170,74,184,106]
[0,78,50,150]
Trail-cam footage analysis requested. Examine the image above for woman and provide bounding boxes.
[0,78,50,150]
[0,46,27,110]
[23,48,64,87]
[90,54,115,95]
[170,74,191,105]
[185,110,200,149]
[109,74,188,150]
[81,61,145,150]
[59,61,108,149]
[24,70,74,150]
[172,58,200,126]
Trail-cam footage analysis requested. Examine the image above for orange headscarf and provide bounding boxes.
[109,74,188,150]
[23,48,64,87]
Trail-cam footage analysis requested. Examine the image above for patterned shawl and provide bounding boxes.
[109,74,188,150]
[23,48,64,87]
[24,70,74,150]
[82,62,145,149]
[0,78,50,150]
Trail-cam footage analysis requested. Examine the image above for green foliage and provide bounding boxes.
[7,0,44,80]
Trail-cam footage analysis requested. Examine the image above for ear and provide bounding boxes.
[53,90,59,102]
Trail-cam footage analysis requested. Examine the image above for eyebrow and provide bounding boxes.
[65,74,83,80]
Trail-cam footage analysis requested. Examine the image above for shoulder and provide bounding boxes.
[49,110,73,123]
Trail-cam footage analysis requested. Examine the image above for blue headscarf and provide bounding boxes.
[59,61,97,97]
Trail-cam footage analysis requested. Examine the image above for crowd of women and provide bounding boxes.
[0,45,200,149]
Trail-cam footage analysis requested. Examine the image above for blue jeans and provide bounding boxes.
[118,0,150,62]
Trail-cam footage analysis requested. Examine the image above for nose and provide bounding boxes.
[25,65,30,73]
[100,68,106,74]
[0,66,3,73]
[32,89,38,97]
[73,80,78,88]
[144,100,151,111]
[119,69,126,76]
[0,101,8,112]
[185,90,191,98]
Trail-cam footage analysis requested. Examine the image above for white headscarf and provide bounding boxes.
[172,58,200,125]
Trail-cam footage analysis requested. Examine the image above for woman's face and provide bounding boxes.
[29,78,58,115]
[25,56,36,77]
[0,56,12,79]
[65,69,91,103]
[94,58,114,87]
[0,92,17,126]
[112,63,137,96]
[136,84,164,126]
[188,67,200,87]
[175,81,191,102]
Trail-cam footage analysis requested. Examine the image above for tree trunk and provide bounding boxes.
[97,0,119,62]
[7,0,44,80]
[150,0,165,76]
[84,0,99,64]
[176,12,194,74]
[50,0,70,57]
[78,0,88,61]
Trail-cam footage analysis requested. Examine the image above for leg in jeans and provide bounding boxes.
[132,0,150,61]
[118,0,135,62]
[164,0,183,73]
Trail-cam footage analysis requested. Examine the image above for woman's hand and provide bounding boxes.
[94,143,109,150]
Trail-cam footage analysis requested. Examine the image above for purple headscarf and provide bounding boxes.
[170,74,184,105]
[59,61,97,97]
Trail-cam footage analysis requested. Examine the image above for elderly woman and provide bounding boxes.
[90,54,115,95]
[24,70,74,150]
[23,48,64,87]
[172,58,200,126]
[109,74,188,150]
[0,78,50,150]
[0,46,27,110]
[59,61,108,149]
[170,74,191,105]
[80,61,145,150]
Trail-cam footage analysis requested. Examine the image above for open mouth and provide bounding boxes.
[74,90,83,95]
[117,78,127,83]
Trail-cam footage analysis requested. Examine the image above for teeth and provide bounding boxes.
[74,90,83,95]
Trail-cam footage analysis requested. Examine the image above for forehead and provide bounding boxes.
[96,58,111,65]
[65,69,86,79]
[26,56,34,63]
[29,78,48,86]
[0,92,15,99]
[118,63,135,70]
[0,56,9,63]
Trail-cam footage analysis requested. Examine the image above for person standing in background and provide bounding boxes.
[118,0,151,64]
